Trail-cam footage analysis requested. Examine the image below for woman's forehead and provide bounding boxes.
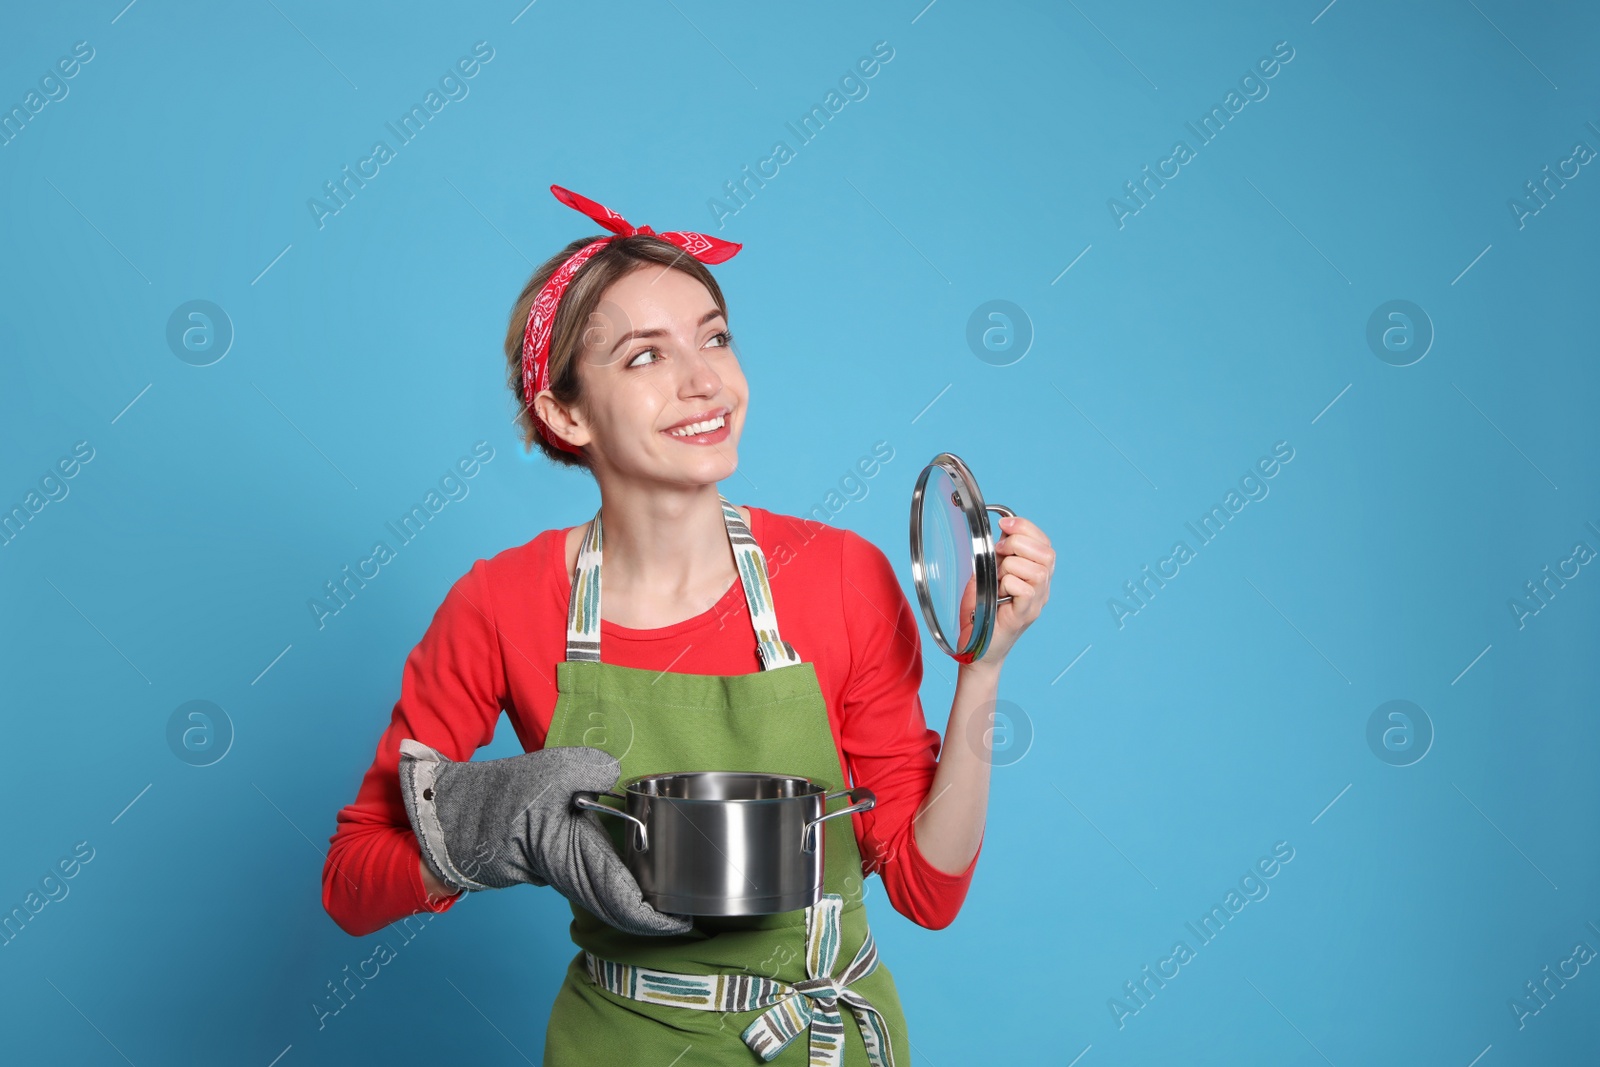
[589,268,724,348]
[604,262,720,314]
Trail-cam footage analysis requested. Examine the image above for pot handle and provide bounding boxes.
[804,787,877,853]
[574,792,649,852]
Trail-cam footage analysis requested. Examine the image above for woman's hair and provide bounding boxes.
[502,234,732,471]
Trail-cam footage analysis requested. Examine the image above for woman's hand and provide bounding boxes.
[976,514,1054,668]
[397,739,692,936]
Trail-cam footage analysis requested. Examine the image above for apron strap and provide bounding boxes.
[565,494,803,670]
[565,512,605,663]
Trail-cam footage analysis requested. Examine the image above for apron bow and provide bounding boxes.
[738,895,895,1067]
[583,894,896,1067]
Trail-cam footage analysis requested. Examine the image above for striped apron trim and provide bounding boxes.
[584,894,894,1067]
[566,494,804,671]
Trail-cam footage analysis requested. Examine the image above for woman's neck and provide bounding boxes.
[582,483,745,627]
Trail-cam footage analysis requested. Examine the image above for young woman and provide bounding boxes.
[323,185,1055,1065]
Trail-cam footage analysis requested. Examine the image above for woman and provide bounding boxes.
[322,185,1055,1065]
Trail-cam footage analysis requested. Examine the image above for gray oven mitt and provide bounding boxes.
[397,739,692,937]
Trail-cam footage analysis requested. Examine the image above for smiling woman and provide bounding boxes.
[325,183,1054,1067]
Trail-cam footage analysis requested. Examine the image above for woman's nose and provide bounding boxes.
[677,346,722,397]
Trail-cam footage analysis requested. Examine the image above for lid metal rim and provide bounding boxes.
[910,452,1000,663]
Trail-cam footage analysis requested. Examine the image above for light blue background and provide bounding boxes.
[2,1,1596,1064]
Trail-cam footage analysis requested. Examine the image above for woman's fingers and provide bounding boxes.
[974,516,1054,664]
[997,535,1055,576]
[1000,515,1050,545]
[996,524,1055,574]
[998,561,1049,620]
[1000,554,1050,587]
[997,521,1051,620]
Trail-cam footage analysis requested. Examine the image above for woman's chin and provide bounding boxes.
[690,450,739,480]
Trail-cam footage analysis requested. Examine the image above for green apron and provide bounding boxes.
[540,497,911,1066]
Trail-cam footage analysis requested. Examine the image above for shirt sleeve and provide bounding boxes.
[322,558,507,937]
[836,529,981,930]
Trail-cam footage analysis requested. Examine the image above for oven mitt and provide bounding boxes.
[397,738,692,937]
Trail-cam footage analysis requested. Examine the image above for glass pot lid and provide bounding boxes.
[908,452,1014,664]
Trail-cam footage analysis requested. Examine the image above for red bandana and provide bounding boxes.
[520,184,742,455]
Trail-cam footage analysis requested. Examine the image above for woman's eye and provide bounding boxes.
[627,331,730,368]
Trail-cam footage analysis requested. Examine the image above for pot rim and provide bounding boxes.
[619,770,829,804]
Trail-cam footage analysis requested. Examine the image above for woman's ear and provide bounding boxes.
[533,390,590,450]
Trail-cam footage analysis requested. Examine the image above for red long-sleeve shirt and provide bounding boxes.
[322,506,980,937]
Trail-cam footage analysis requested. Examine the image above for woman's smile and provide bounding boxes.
[662,406,733,444]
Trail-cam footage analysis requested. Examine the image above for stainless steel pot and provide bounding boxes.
[574,771,876,916]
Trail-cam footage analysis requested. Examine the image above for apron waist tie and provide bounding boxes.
[582,893,896,1067]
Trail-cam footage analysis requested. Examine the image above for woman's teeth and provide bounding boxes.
[667,415,726,437]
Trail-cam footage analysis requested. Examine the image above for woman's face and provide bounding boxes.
[562,265,747,485]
